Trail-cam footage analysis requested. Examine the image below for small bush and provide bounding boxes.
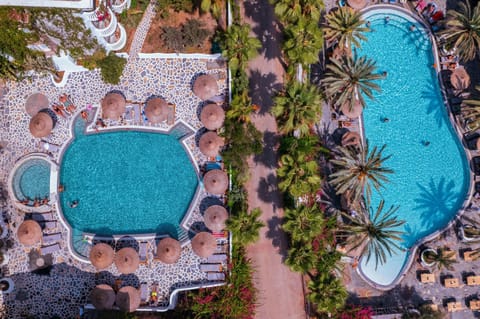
[161,26,184,51]
[182,19,210,48]
[156,0,193,13]
[97,53,126,84]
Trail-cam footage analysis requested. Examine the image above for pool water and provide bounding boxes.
[59,127,198,240]
[12,158,51,201]
[356,10,470,286]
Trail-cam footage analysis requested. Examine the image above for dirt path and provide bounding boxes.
[241,1,307,318]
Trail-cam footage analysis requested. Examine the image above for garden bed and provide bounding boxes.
[142,9,219,54]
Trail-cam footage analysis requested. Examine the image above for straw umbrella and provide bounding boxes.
[199,131,224,157]
[17,220,42,246]
[191,232,217,258]
[200,103,225,130]
[203,169,228,195]
[347,0,367,10]
[193,75,218,100]
[204,205,228,232]
[145,97,169,123]
[340,99,363,120]
[115,247,140,274]
[89,243,114,270]
[116,286,141,313]
[450,67,470,91]
[29,112,54,138]
[90,284,115,310]
[156,237,181,264]
[101,92,126,120]
[25,93,49,116]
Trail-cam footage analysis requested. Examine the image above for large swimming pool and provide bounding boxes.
[357,9,470,286]
[59,126,198,242]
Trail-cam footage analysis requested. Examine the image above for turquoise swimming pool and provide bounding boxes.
[59,126,198,243]
[357,9,470,286]
[12,158,51,201]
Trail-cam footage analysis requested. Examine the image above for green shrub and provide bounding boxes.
[97,53,126,84]
[81,49,107,70]
[182,19,210,48]
[156,0,193,13]
[161,26,184,51]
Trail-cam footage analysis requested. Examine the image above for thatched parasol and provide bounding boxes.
[116,286,141,313]
[156,237,181,264]
[29,112,54,138]
[25,93,49,116]
[115,247,140,274]
[193,75,218,100]
[341,131,361,147]
[101,92,126,120]
[450,67,470,91]
[347,0,367,10]
[200,104,225,130]
[145,97,169,123]
[204,205,228,232]
[199,131,224,157]
[89,243,114,270]
[90,284,115,310]
[191,232,217,258]
[340,99,363,119]
[203,169,228,195]
[17,220,42,246]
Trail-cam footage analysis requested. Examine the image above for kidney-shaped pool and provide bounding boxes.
[357,8,470,287]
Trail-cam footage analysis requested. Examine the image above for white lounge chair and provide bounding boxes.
[42,232,62,244]
[39,220,57,230]
[207,272,225,281]
[31,213,54,222]
[140,282,148,304]
[207,254,227,263]
[199,263,222,272]
[40,141,60,153]
[41,243,61,255]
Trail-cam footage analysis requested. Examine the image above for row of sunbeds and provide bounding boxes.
[28,212,62,255]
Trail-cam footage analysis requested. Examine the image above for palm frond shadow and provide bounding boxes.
[422,82,446,128]
[257,173,283,210]
[253,130,280,169]
[248,69,283,115]
[415,177,460,239]
[264,215,289,261]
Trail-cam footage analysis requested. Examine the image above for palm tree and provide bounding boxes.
[277,153,321,198]
[226,208,264,246]
[330,143,393,203]
[200,0,223,19]
[439,1,480,62]
[341,200,405,269]
[272,80,322,136]
[283,204,326,243]
[225,91,255,123]
[462,85,480,130]
[323,6,369,49]
[283,17,324,67]
[273,0,324,26]
[321,55,382,111]
[220,23,261,75]
[421,247,456,271]
[285,243,317,273]
[307,272,347,315]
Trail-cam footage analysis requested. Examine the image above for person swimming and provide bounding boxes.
[69,200,79,208]
[381,117,390,123]
[422,140,430,146]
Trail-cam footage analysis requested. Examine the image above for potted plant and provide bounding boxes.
[420,248,437,267]
[420,247,455,270]
[461,224,480,242]
[0,278,14,294]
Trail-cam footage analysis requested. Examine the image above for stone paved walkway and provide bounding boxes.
[241,1,307,318]
[128,2,156,58]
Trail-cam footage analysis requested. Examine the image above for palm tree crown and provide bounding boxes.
[272,80,322,136]
[323,6,369,49]
[341,200,405,269]
[330,143,393,203]
[226,208,265,247]
[440,1,480,62]
[283,204,326,243]
[322,55,382,111]
[273,0,324,26]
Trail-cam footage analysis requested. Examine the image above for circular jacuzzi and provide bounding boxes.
[9,154,54,206]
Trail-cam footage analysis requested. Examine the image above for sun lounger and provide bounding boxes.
[140,282,148,304]
[40,141,60,153]
[139,241,148,264]
[133,104,141,124]
[207,272,225,281]
[199,263,222,272]
[31,212,54,222]
[41,243,61,255]
[207,254,227,263]
[206,59,226,70]
[209,95,225,103]
[39,220,57,230]
[216,244,228,253]
[42,232,62,245]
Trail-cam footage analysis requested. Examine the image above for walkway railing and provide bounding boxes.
[105,24,127,52]
[111,0,131,13]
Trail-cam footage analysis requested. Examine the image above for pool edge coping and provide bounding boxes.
[355,4,475,291]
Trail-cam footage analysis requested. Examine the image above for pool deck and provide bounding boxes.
[323,1,480,318]
[0,17,229,319]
